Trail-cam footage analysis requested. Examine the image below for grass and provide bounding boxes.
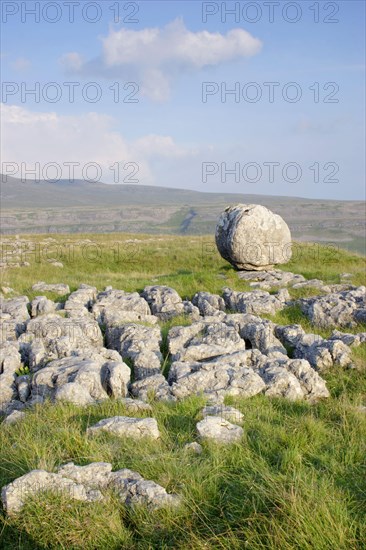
[0,233,365,549]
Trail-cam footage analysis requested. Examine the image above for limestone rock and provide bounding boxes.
[202,405,244,424]
[31,282,70,296]
[197,416,244,444]
[223,287,288,316]
[183,442,203,454]
[87,416,160,440]
[1,470,103,516]
[141,285,200,321]
[215,204,292,271]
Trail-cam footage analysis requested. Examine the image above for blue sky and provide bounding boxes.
[1,0,365,199]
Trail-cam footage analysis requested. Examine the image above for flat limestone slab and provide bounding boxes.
[87,416,160,440]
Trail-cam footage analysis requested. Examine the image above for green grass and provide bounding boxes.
[2,233,365,301]
[0,234,366,549]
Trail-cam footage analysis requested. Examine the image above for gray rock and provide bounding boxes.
[3,410,26,425]
[87,416,160,440]
[108,323,162,381]
[227,315,287,357]
[192,291,226,317]
[259,364,304,400]
[329,330,364,347]
[102,361,131,399]
[141,285,200,321]
[15,375,31,402]
[169,351,266,401]
[275,325,354,371]
[19,314,103,369]
[31,282,70,296]
[0,342,21,412]
[64,285,97,317]
[183,442,203,454]
[223,287,288,316]
[31,353,128,403]
[300,286,366,328]
[111,471,181,510]
[130,374,173,402]
[215,204,292,271]
[54,382,95,406]
[202,405,244,424]
[93,288,151,324]
[197,416,244,444]
[31,296,56,317]
[119,398,153,413]
[1,470,103,516]
[168,321,245,362]
[57,462,113,489]
[238,269,306,290]
[0,296,30,342]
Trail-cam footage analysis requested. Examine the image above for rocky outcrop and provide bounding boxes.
[1,462,181,516]
[300,287,366,328]
[3,277,363,417]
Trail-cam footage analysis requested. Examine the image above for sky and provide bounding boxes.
[1,0,365,199]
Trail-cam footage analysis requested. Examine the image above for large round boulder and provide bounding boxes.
[215,204,292,271]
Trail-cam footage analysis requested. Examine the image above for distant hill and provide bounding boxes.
[1,176,365,255]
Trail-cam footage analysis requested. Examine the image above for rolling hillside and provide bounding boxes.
[1,176,365,254]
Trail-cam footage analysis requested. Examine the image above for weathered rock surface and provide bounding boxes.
[87,416,160,440]
[109,323,162,380]
[31,296,57,317]
[223,287,289,316]
[197,416,244,444]
[183,442,203,454]
[192,291,226,317]
[202,405,244,424]
[31,282,70,295]
[215,204,292,271]
[3,410,26,425]
[1,470,103,516]
[300,286,366,328]
[238,269,306,289]
[18,314,103,370]
[141,285,200,321]
[93,288,153,326]
[64,285,97,317]
[111,469,181,509]
[31,352,130,404]
[2,462,180,515]
[168,321,245,362]
[275,325,353,371]
[4,278,361,414]
[0,342,22,413]
[0,296,30,342]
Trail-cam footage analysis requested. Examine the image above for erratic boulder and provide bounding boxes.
[215,204,292,271]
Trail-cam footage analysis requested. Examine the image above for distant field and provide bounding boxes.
[1,176,365,255]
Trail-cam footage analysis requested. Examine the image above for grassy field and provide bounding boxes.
[1,234,366,549]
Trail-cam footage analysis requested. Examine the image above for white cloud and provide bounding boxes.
[102,18,262,68]
[61,18,262,101]
[0,103,193,183]
[11,57,31,71]
[59,52,84,71]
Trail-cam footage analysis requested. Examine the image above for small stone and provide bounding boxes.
[202,405,244,424]
[196,416,244,444]
[183,442,203,454]
[87,416,160,440]
[3,410,26,425]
